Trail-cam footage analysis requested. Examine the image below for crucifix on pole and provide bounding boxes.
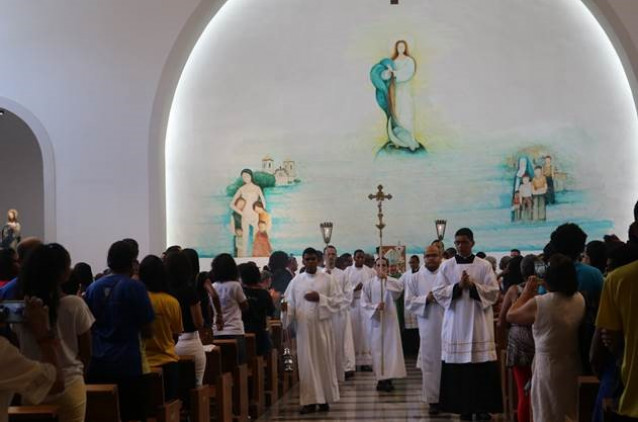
[368,184,392,376]
[368,184,392,259]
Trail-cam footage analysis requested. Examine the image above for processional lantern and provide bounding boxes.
[435,219,447,242]
[319,222,334,246]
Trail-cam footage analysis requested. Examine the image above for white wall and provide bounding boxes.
[0,0,637,268]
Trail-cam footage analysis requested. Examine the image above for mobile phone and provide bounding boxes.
[534,261,547,279]
[0,300,26,323]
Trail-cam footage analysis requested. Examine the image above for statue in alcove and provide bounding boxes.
[1,209,21,250]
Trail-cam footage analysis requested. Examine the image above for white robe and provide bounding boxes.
[361,276,407,380]
[399,269,419,329]
[323,267,356,380]
[432,256,500,364]
[344,265,375,366]
[283,271,342,405]
[405,266,444,404]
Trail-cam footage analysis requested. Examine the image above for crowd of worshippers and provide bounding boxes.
[0,200,638,422]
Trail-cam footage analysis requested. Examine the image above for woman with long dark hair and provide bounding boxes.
[507,253,585,421]
[165,250,206,385]
[139,255,183,400]
[15,243,94,422]
[211,253,248,363]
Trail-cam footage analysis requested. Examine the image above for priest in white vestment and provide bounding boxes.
[432,228,502,421]
[405,245,444,416]
[344,249,375,370]
[361,257,407,392]
[282,247,341,414]
[323,245,356,381]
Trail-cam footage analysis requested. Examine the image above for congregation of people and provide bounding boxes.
[1,200,638,422]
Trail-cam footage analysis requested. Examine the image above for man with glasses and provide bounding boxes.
[433,228,502,421]
[405,245,444,415]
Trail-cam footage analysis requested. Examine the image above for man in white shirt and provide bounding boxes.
[282,248,341,414]
[405,245,444,415]
[344,250,375,371]
[361,257,406,392]
[323,245,356,381]
[433,228,502,421]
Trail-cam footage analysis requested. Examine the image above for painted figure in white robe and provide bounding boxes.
[405,245,444,416]
[323,245,356,381]
[361,257,406,392]
[344,249,375,369]
[432,228,502,420]
[370,40,422,151]
[282,247,341,414]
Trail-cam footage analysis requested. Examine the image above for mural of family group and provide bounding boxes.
[227,156,300,257]
[510,154,563,223]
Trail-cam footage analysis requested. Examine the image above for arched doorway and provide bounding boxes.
[0,107,48,241]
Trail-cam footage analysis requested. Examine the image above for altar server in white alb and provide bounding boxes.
[433,228,502,421]
[322,245,356,381]
[344,249,375,371]
[361,257,406,392]
[405,245,445,416]
[282,247,342,415]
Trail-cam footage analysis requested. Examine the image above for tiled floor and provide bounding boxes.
[257,358,505,421]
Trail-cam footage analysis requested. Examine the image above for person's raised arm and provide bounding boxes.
[506,278,538,326]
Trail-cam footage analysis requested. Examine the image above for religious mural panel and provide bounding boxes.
[166,0,638,257]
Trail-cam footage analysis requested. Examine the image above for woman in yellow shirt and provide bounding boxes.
[139,255,183,401]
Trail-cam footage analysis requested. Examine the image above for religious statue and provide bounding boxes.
[1,209,21,250]
[370,40,423,151]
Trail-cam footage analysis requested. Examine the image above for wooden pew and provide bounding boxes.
[204,344,233,422]
[8,405,59,422]
[578,376,600,422]
[148,367,181,422]
[178,356,210,422]
[264,347,279,407]
[85,384,120,422]
[245,333,265,418]
[213,339,249,422]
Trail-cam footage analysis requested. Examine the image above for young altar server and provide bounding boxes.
[432,228,502,421]
[322,245,356,381]
[361,257,406,392]
[344,249,375,371]
[405,245,445,415]
[282,247,341,414]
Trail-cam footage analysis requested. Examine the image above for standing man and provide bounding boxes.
[282,248,341,414]
[399,255,420,354]
[361,257,406,392]
[433,228,502,421]
[344,249,375,371]
[323,245,356,381]
[85,240,155,422]
[405,245,444,415]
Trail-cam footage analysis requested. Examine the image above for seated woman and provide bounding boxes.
[139,255,183,401]
[238,263,275,357]
[211,253,249,364]
[507,253,585,422]
[14,243,94,422]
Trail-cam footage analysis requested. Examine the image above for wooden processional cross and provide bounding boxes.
[368,184,392,375]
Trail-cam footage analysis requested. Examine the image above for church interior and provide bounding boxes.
[2,0,638,421]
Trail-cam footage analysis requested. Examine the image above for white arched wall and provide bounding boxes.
[0,97,56,241]
[1,0,637,267]
[163,0,638,257]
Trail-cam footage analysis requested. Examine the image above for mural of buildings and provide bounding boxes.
[262,155,297,186]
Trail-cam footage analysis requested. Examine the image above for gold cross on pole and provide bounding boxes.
[368,184,392,258]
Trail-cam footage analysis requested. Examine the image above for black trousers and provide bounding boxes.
[439,361,503,414]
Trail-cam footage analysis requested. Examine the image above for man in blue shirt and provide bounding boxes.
[85,240,154,422]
